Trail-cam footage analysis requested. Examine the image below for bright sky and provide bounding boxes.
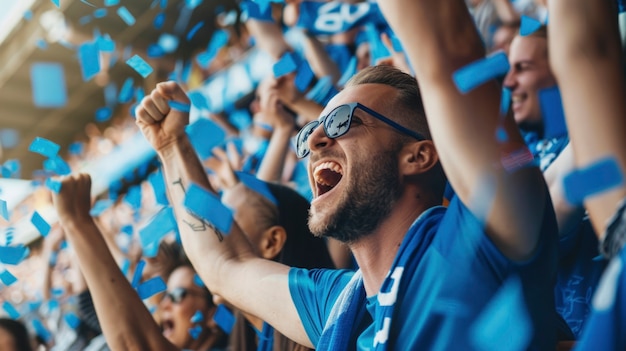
[0,0,36,45]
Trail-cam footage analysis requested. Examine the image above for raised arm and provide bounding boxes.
[52,174,178,351]
[135,82,311,347]
[547,0,626,237]
[378,0,549,260]
[255,79,296,182]
[543,144,586,237]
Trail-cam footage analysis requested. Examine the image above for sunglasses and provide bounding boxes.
[295,102,425,158]
[162,288,204,304]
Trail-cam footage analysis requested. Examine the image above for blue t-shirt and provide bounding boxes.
[574,246,626,350]
[289,195,558,350]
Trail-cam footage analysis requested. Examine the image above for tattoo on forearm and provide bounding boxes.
[172,178,225,242]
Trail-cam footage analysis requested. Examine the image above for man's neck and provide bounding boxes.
[349,194,435,296]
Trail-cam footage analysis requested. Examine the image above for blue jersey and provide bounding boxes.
[555,218,607,338]
[575,246,626,350]
[289,195,558,350]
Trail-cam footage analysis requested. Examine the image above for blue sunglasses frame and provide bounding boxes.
[295,102,425,158]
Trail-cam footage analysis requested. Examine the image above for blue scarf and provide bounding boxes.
[317,206,446,350]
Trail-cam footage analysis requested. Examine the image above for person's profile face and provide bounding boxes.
[503,36,556,128]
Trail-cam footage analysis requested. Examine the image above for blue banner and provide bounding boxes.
[296,1,387,35]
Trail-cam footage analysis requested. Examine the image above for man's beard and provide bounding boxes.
[308,149,402,244]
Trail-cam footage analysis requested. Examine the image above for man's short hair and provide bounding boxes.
[345,65,432,140]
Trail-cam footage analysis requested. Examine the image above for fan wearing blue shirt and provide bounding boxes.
[134,1,558,349]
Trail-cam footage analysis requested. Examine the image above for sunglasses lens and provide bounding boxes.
[324,105,352,138]
[295,121,319,158]
[166,288,187,303]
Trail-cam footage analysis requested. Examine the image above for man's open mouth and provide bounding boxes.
[314,161,343,197]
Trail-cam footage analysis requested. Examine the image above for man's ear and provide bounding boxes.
[399,140,439,176]
[258,226,287,260]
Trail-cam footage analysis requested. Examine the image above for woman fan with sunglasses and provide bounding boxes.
[159,264,228,351]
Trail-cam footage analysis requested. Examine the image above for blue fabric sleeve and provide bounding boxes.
[288,268,355,346]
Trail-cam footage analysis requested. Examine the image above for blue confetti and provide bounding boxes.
[337,56,358,88]
[64,313,81,329]
[190,310,204,323]
[118,78,135,104]
[68,142,84,155]
[78,42,101,81]
[97,35,115,52]
[470,276,532,351]
[158,33,179,53]
[93,8,108,18]
[187,22,204,41]
[169,100,191,112]
[79,15,93,25]
[500,87,511,116]
[46,178,62,193]
[137,276,167,300]
[196,30,229,68]
[520,15,542,36]
[193,274,204,287]
[2,301,20,319]
[305,76,336,105]
[186,0,203,9]
[294,60,315,92]
[496,126,509,143]
[51,0,60,8]
[126,55,153,78]
[236,172,278,206]
[148,170,169,206]
[43,156,71,176]
[0,199,7,221]
[124,185,142,210]
[0,129,19,149]
[90,199,114,216]
[24,10,33,21]
[47,300,59,311]
[29,137,60,158]
[31,211,51,237]
[186,119,226,160]
[138,207,177,257]
[51,287,65,297]
[95,106,113,122]
[0,245,29,265]
[184,184,234,235]
[160,0,168,9]
[36,39,48,50]
[188,91,210,111]
[539,86,568,139]
[117,6,136,26]
[189,324,202,339]
[104,0,119,5]
[452,51,510,94]
[213,304,235,334]
[563,158,624,205]
[147,44,166,58]
[131,260,145,288]
[273,52,299,78]
[0,269,17,286]
[2,161,18,178]
[153,12,166,30]
[32,319,52,343]
[30,63,68,108]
